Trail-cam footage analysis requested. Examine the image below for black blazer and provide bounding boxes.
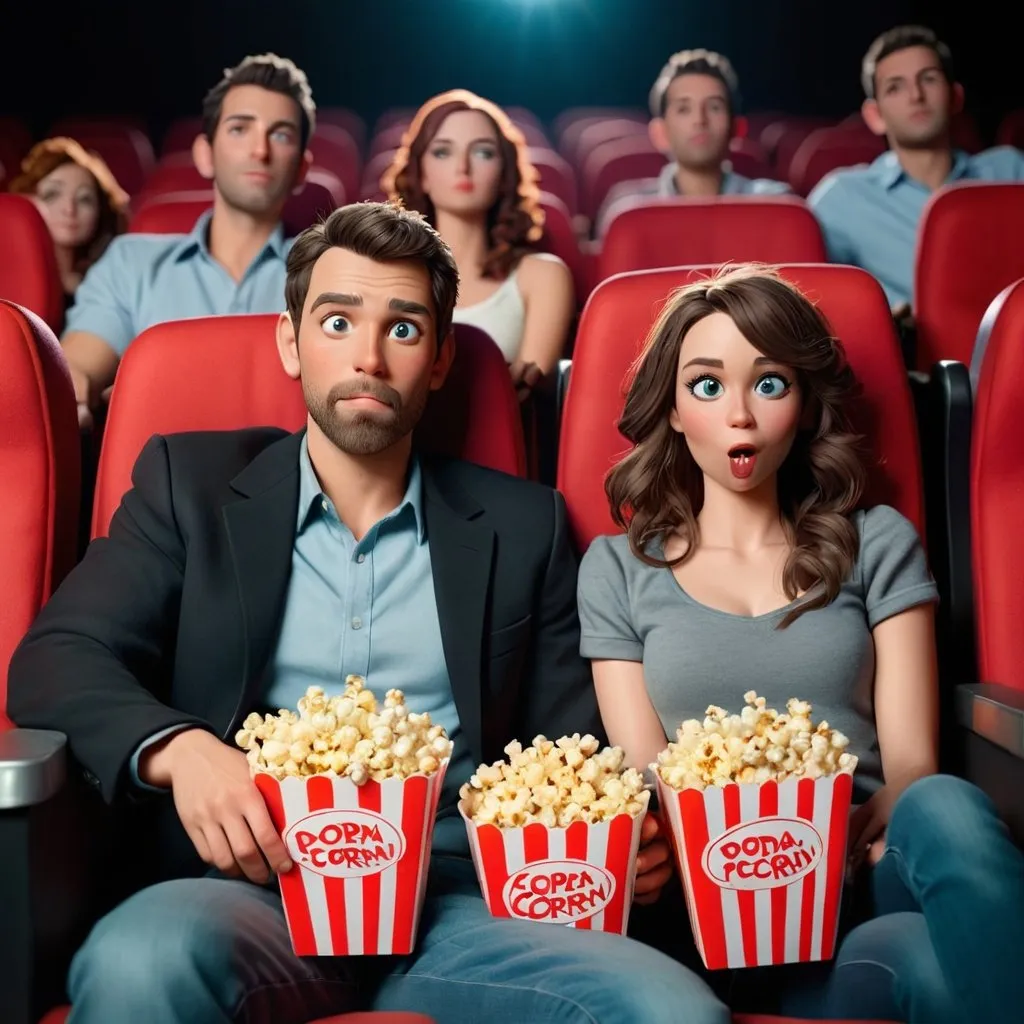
[9,428,601,879]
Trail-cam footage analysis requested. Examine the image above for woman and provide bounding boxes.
[577,265,1024,1022]
[10,136,129,311]
[382,90,574,400]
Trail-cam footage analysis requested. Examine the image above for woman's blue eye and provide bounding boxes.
[755,373,790,398]
[389,320,421,342]
[688,376,723,400]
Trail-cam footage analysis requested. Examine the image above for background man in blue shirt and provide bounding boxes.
[809,25,1024,312]
[9,202,723,1024]
[63,53,315,428]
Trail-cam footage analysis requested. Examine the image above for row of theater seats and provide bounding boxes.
[2,260,1022,1024]
[6,171,1024,369]
[9,103,1024,222]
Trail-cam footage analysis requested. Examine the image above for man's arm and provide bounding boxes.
[807,173,858,266]
[515,490,606,746]
[61,239,139,413]
[8,435,212,803]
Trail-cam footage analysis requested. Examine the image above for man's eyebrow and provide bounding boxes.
[389,298,431,317]
[310,292,362,311]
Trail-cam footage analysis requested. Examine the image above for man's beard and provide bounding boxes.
[305,377,429,456]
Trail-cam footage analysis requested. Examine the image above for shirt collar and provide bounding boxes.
[296,436,426,542]
[172,209,287,264]
[659,161,737,196]
[874,148,970,190]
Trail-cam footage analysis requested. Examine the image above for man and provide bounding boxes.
[809,25,1024,312]
[596,48,789,234]
[10,203,730,1024]
[64,53,315,427]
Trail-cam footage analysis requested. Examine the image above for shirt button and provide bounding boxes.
[356,553,366,563]
[351,617,362,630]
[321,499,329,512]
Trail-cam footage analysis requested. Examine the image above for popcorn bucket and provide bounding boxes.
[460,804,646,934]
[256,763,448,956]
[656,772,854,969]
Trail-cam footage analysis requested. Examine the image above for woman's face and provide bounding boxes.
[32,162,101,249]
[669,311,804,494]
[419,109,504,216]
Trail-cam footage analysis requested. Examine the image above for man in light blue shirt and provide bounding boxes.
[597,48,789,234]
[64,53,316,427]
[809,25,1024,310]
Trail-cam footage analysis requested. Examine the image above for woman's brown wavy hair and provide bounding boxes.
[381,89,544,280]
[9,137,129,277]
[605,265,866,627]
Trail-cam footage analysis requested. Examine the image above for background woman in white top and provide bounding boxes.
[383,89,574,401]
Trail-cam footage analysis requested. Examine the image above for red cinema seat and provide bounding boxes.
[92,318,524,537]
[581,135,664,221]
[0,301,79,712]
[595,197,826,287]
[788,130,887,197]
[914,182,1024,371]
[0,195,64,331]
[559,264,922,551]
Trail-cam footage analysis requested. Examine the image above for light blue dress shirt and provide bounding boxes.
[132,438,473,856]
[64,210,292,355]
[808,146,1024,309]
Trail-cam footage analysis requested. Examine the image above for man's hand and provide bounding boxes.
[141,728,293,884]
[633,812,673,905]
[67,363,95,430]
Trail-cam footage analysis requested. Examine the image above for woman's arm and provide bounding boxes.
[850,602,939,862]
[513,253,575,381]
[591,659,670,775]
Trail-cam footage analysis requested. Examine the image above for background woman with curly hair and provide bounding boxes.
[10,136,129,312]
[577,264,1024,1023]
[382,89,574,399]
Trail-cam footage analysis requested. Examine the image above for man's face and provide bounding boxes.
[868,46,954,148]
[277,246,453,457]
[204,84,307,216]
[656,73,732,170]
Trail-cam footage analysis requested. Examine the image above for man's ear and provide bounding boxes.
[192,133,215,181]
[276,311,301,381]
[429,329,456,391]
[649,118,670,155]
[861,98,887,138]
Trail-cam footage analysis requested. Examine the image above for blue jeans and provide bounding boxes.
[776,774,1024,1022]
[67,856,731,1024]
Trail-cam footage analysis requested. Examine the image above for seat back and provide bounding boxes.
[0,195,65,331]
[596,197,827,285]
[558,264,922,551]
[0,301,80,711]
[915,182,1024,371]
[92,317,525,537]
[970,277,1024,690]
[788,129,886,196]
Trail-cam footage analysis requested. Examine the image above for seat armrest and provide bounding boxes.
[957,683,1024,760]
[0,729,67,810]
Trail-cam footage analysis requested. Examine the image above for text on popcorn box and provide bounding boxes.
[285,807,407,878]
[703,816,823,891]
[502,859,616,924]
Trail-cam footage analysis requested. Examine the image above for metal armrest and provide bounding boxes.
[957,683,1024,760]
[957,683,1024,847]
[0,729,67,809]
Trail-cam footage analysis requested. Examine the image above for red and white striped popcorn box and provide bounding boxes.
[255,762,448,956]
[656,772,854,970]
[459,802,646,934]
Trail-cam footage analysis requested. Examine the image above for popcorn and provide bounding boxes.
[236,676,452,783]
[459,734,651,826]
[655,692,858,791]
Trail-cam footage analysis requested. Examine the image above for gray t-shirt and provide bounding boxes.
[577,505,938,793]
